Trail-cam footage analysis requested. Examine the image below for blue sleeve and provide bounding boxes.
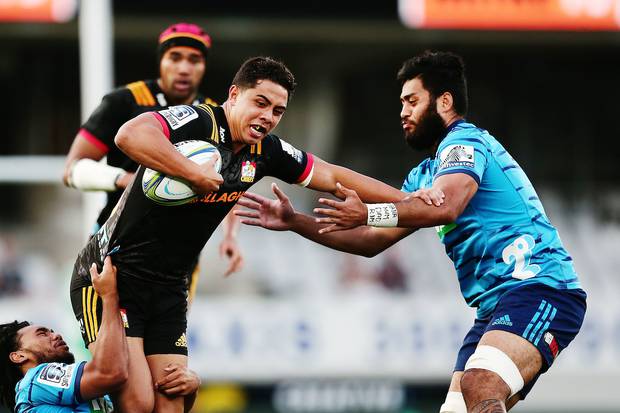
[26,405,76,412]
[434,130,489,184]
[30,362,86,406]
[401,169,419,193]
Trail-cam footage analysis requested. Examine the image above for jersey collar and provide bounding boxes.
[446,118,466,133]
[213,106,233,149]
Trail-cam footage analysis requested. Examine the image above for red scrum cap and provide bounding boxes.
[158,23,211,61]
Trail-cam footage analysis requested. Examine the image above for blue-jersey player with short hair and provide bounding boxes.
[234,51,587,413]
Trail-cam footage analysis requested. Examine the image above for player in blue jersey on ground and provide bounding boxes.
[0,257,127,412]
[0,257,201,412]
[234,51,587,413]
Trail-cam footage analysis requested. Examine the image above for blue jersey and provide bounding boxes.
[401,120,581,319]
[14,362,112,413]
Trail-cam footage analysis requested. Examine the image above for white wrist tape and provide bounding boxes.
[366,203,398,227]
[465,345,524,397]
[68,159,124,191]
[439,391,466,413]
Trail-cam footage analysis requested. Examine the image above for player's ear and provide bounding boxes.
[228,85,239,104]
[9,350,27,365]
[437,91,454,114]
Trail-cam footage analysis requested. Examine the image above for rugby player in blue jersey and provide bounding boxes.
[0,257,127,412]
[1,257,201,412]
[235,51,587,413]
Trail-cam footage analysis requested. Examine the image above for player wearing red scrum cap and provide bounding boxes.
[63,22,243,288]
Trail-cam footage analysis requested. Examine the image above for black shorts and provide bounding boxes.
[70,272,188,356]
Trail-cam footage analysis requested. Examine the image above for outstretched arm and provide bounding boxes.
[314,173,477,233]
[306,156,407,203]
[235,183,414,257]
[79,257,129,400]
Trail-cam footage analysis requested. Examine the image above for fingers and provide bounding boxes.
[336,182,354,195]
[235,198,261,210]
[240,192,267,204]
[159,384,188,396]
[205,153,220,166]
[411,189,445,206]
[318,224,349,234]
[224,254,244,277]
[89,263,99,280]
[155,365,180,389]
[233,209,260,219]
[412,191,434,205]
[102,255,114,272]
[236,219,263,227]
[313,207,342,218]
[317,198,343,209]
[271,183,289,202]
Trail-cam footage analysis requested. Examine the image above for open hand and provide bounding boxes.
[406,187,445,206]
[234,183,296,231]
[313,183,367,234]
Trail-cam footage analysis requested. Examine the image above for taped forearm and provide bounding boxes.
[67,159,124,191]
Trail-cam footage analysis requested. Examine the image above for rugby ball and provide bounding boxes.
[142,140,221,206]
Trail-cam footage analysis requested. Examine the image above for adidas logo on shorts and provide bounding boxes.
[175,333,187,348]
[491,314,513,327]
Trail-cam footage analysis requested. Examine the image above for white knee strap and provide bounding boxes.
[439,391,466,413]
[464,345,524,397]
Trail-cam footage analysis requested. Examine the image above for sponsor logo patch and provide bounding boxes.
[219,126,226,142]
[37,363,74,389]
[279,139,303,164]
[120,309,129,328]
[439,144,475,169]
[544,332,559,358]
[159,105,198,130]
[193,191,245,204]
[241,161,257,183]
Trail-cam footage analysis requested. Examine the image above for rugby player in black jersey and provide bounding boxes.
[69,56,408,413]
[62,22,243,282]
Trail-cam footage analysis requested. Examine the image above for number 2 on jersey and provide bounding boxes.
[502,235,541,280]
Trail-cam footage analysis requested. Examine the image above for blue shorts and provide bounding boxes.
[454,283,587,399]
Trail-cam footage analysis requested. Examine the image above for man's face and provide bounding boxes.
[228,79,288,146]
[159,46,206,104]
[14,325,74,365]
[400,77,447,151]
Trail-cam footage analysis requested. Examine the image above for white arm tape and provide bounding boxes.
[465,345,525,397]
[68,159,124,191]
[366,203,398,227]
[439,391,466,413]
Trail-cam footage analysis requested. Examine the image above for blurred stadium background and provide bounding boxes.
[1,0,620,412]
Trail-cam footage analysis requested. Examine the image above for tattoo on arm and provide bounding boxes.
[471,399,506,413]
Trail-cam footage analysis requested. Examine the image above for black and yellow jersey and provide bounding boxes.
[72,104,315,285]
[79,79,217,227]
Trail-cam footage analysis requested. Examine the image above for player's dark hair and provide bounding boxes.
[397,51,468,116]
[232,56,297,100]
[0,321,30,411]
